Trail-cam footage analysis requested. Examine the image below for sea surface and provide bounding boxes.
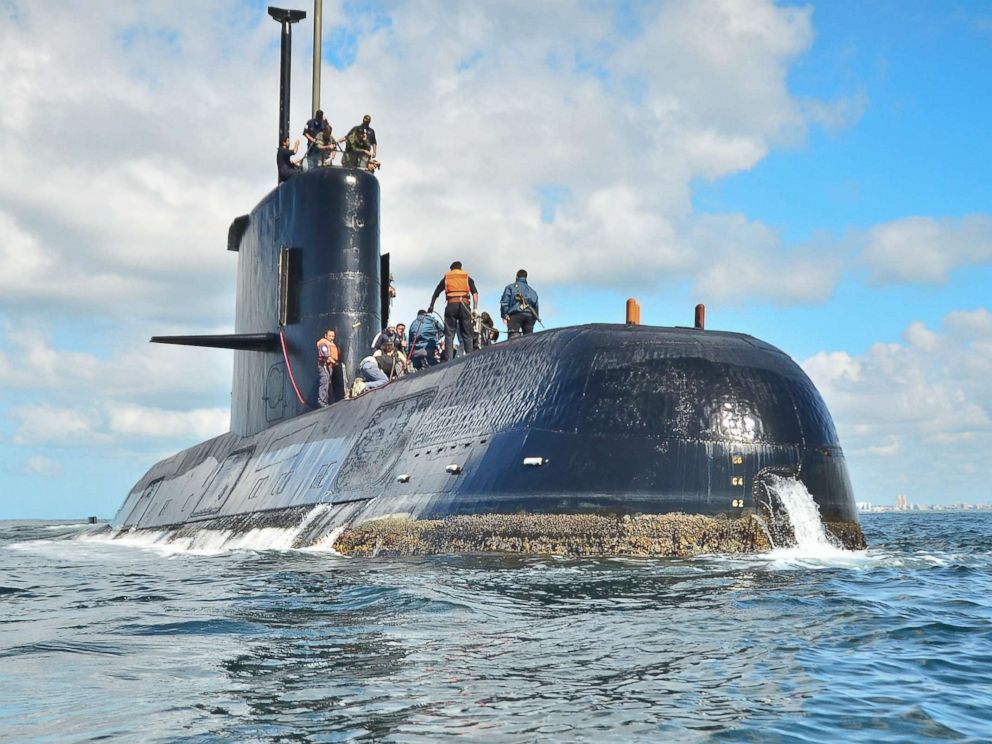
[1,512,990,743]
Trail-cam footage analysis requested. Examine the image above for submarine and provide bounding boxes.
[109,7,864,556]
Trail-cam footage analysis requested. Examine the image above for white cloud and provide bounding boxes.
[803,350,862,385]
[866,435,900,457]
[945,307,992,334]
[23,455,63,476]
[10,404,106,446]
[903,321,940,353]
[107,404,228,440]
[0,0,874,324]
[8,401,227,446]
[687,214,843,304]
[862,215,992,284]
[0,322,230,398]
[803,308,992,502]
[802,91,869,133]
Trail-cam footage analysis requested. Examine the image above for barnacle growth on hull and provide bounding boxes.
[333,513,866,558]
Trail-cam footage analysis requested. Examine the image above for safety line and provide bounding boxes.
[279,326,312,409]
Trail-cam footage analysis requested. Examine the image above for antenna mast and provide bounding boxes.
[267,6,307,144]
[312,0,322,114]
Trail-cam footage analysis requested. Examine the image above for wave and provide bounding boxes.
[72,505,342,557]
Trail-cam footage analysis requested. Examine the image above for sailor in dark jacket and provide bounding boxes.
[276,136,302,183]
[500,269,539,338]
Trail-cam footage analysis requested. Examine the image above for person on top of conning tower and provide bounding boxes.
[353,114,377,158]
[302,110,329,170]
[342,127,373,170]
[276,136,303,183]
[313,126,338,168]
[429,261,479,361]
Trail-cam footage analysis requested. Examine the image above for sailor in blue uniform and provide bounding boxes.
[408,309,443,370]
[500,269,539,339]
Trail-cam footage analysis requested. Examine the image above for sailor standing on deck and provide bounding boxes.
[429,261,479,361]
[315,329,339,407]
[501,269,539,338]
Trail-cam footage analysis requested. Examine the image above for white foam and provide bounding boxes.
[759,475,864,567]
[71,504,340,557]
[301,525,346,556]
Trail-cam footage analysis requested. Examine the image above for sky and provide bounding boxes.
[1,0,990,518]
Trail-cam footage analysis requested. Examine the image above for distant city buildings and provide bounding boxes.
[857,499,992,513]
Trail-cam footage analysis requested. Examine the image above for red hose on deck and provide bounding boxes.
[279,326,312,409]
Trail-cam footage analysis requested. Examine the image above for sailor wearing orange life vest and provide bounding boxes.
[315,329,339,407]
[428,261,479,361]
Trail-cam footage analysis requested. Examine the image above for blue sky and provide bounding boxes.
[1,0,991,518]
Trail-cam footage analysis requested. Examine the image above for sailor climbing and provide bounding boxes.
[315,329,339,407]
[474,310,499,348]
[500,269,540,339]
[408,309,443,370]
[429,261,479,361]
[357,354,388,391]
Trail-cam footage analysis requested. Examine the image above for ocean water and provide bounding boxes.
[1,512,990,743]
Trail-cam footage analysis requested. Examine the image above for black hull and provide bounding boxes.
[114,323,858,542]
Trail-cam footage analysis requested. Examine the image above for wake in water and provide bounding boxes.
[71,504,341,557]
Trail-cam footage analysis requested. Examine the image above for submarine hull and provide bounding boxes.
[114,323,861,550]
[113,14,861,555]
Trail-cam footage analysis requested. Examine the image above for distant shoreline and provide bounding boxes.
[859,507,992,514]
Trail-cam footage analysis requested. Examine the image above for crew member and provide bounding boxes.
[342,127,373,169]
[277,136,303,183]
[474,311,499,348]
[302,110,328,170]
[408,309,443,370]
[429,261,479,361]
[374,339,407,380]
[370,325,398,351]
[315,329,339,407]
[314,127,337,168]
[356,114,377,159]
[357,355,388,391]
[500,269,539,338]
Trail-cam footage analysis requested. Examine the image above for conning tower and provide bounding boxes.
[229,168,382,436]
[153,4,386,437]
